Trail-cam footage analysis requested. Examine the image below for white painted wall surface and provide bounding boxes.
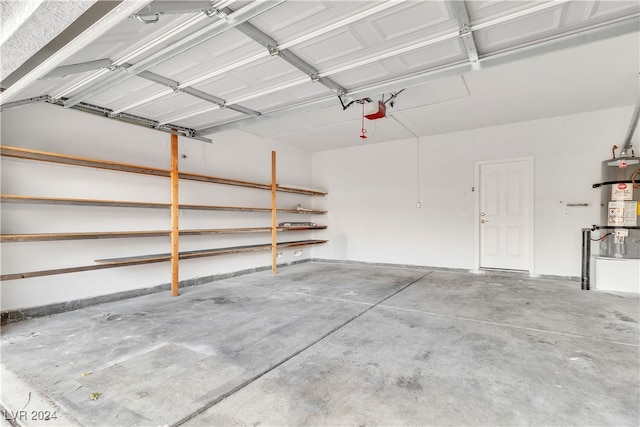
[1,103,320,310]
[311,106,639,277]
[2,103,637,310]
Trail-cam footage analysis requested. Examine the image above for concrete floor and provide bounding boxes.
[1,261,638,426]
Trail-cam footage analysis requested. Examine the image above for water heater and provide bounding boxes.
[586,100,640,293]
[592,149,640,293]
[597,154,640,258]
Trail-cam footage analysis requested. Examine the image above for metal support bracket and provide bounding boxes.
[0,95,52,111]
[135,1,216,17]
[459,23,472,38]
[62,1,284,109]
[137,70,260,117]
[338,94,355,111]
[383,89,405,108]
[205,8,228,20]
[133,13,161,24]
[452,1,480,67]
[46,99,211,142]
[43,59,114,79]
[223,7,348,96]
[268,46,280,56]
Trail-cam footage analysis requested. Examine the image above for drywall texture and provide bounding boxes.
[0,0,96,80]
[0,103,321,311]
[312,105,639,278]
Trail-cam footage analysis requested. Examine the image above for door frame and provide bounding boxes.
[473,156,535,275]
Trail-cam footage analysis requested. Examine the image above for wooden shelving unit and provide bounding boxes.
[95,240,328,264]
[1,195,327,214]
[1,146,329,195]
[1,230,171,242]
[0,239,328,282]
[0,145,169,177]
[0,144,327,287]
[0,226,328,243]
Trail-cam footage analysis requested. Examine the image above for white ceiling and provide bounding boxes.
[1,0,639,152]
[0,0,96,81]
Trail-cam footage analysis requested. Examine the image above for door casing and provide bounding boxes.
[474,157,535,275]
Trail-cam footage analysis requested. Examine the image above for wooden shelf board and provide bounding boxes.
[0,257,169,281]
[1,195,169,209]
[181,227,272,235]
[179,171,270,191]
[1,235,327,279]
[0,230,169,242]
[95,240,327,264]
[180,203,271,213]
[278,208,328,215]
[277,226,327,231]
[95,243,271,264]
[1,145,170,177]
[276,184,327,196]
[1,146,327,196]
[277,239,328,249]
[0,227,303,242]
[1,195,289,213]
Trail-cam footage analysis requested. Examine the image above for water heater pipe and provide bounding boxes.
[581,228,591,290]
[620,95,640,157]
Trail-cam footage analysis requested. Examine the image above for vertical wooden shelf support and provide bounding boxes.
[271,151,277,275]
[170,134,180,296]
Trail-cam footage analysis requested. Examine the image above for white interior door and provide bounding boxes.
[479,160,531,271]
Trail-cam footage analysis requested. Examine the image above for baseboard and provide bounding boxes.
[1,258,579,325]
[313,258,580,282]
[310,258,469,274]
[1,259,310,325]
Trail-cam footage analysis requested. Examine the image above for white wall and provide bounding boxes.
[311,105,639,277]
[1,103,320,310]
[2,103,637,311]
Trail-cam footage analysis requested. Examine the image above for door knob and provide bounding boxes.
[480,212,485,216]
